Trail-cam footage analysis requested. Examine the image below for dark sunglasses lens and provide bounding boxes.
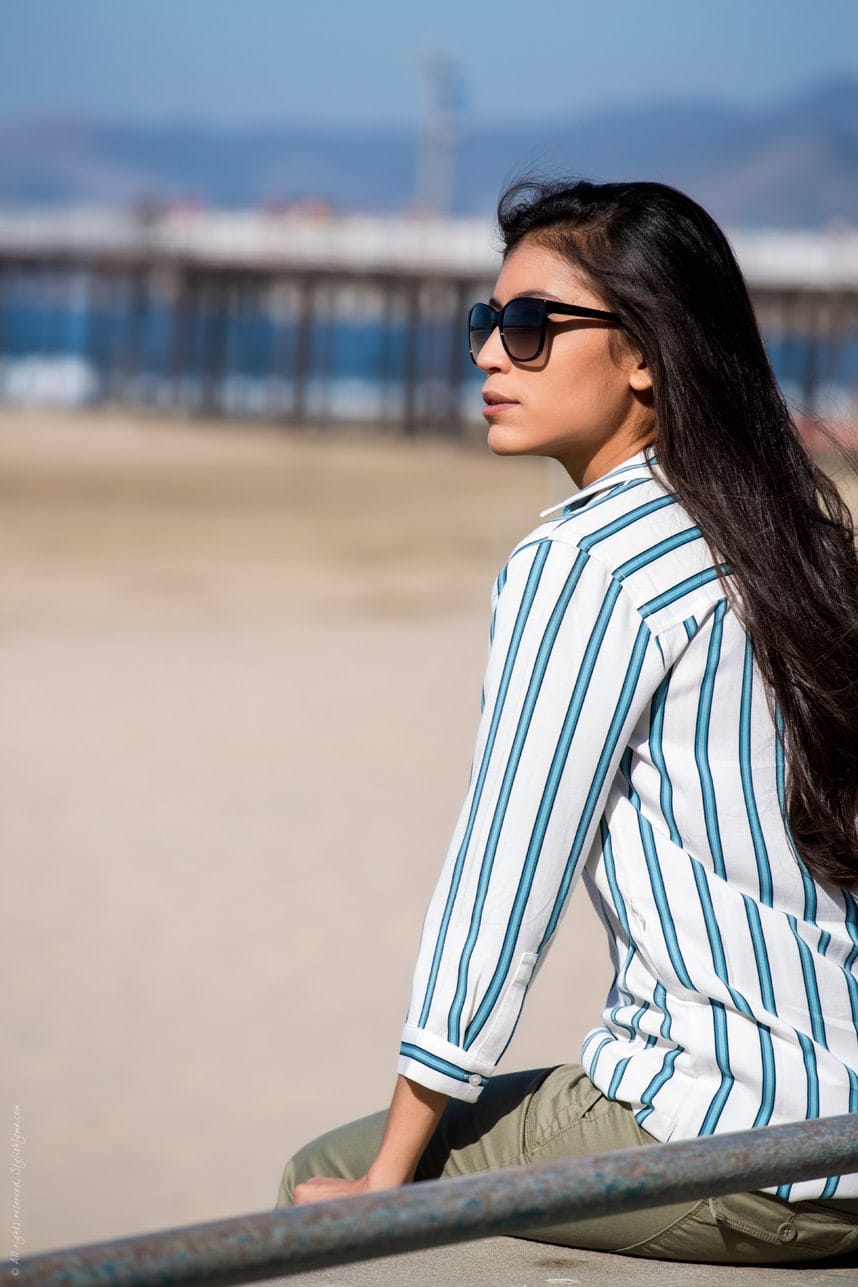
[468,304,494,360]
[501,299,544,360]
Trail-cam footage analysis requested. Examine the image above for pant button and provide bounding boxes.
[777,1220,797,1242]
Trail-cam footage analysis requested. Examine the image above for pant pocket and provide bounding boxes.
[522,1064,639,1157]
[707,1191,858,1263]
[624,1192,858,1265]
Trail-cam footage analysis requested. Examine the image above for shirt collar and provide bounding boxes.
[539,448,658,519]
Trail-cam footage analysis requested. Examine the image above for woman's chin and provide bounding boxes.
[486,422,533,456]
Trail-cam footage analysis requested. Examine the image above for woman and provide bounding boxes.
[276,179,858,1264]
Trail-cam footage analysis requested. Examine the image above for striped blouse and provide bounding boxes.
[397,447,858,1202]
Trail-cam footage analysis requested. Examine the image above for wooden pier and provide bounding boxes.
[0,208,857,437]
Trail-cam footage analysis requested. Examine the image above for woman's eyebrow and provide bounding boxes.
[488,291,566,308]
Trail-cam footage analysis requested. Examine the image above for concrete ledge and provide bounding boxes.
[275,1237,858,1285]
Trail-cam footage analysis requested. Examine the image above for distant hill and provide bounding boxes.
[1,76,856,228]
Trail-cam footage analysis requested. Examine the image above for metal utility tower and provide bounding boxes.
[415,53,465,216]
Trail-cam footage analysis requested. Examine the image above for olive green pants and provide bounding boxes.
[276,1064,858,1265]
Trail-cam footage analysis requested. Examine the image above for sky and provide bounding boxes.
[2,0,857,130]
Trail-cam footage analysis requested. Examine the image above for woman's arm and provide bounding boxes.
[294,533,665,1204]
[397,538,665,1098]
[292,1075,448,1204]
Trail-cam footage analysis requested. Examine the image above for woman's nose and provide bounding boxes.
[475,326,509,373]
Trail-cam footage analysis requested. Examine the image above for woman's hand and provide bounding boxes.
[292,1174,372,1205]
[292,1077,449,1207]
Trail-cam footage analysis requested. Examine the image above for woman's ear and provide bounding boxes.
[628,355,652,393]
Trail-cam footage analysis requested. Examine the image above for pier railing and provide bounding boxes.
[1,210,858,434]
[11,1113,858,1285]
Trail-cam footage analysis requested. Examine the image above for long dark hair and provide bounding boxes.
[497,177,858,889]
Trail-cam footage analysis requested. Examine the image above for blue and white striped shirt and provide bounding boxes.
[398,448,858,1201]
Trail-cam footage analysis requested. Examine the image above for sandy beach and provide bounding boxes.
[3,407,856,1257]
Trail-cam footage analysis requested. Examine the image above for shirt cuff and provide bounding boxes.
[398,1024,496,1102]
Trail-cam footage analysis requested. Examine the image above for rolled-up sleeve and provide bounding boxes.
[397,535,666,1099]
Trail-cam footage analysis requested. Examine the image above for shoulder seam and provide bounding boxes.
[501,533,661,653]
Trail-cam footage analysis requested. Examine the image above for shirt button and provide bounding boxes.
[777,1221,797,1243]
[468,1074,482,1087]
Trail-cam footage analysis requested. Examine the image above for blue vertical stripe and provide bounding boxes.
[694,600,727,879]
[739,638,773,906]
[653,982,673,1039]
[775,708,830,950]
[787,914,828,1049]
[690,863,753,1019]
[700,1001,734,1134]
[798,1032,820,1117]
[637,1045,683,1126]
[600,823,638,1031]
[585,1033,615,1082]
[649,675,681,846]
[488,569,506,644]
[626,759,694,992]
[841,894,858,1033]
[536,622,653,953]
[741,897,777,1126]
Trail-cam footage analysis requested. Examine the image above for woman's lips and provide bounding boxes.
[482,393,519,417]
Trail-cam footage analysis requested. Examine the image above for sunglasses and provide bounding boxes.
[468,296,620,364]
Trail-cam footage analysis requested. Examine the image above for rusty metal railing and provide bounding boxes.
[10,1113,858,1285]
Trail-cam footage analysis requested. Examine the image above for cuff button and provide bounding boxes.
[468,1074,483,1087]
